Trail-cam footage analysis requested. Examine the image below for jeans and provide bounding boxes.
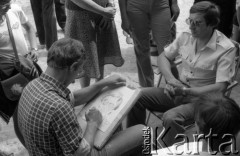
[127,0,171,87]
[30,0,58,49]
[127,88,195,147]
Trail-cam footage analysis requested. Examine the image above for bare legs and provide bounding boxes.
[80,66,104,88]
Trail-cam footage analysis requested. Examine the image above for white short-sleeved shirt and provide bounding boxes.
[0,4,29,59]
[164,30,236,87]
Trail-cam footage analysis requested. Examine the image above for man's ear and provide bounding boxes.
[70,61,80,72]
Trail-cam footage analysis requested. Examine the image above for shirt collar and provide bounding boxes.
[40,73,71,100]
[190,29,219,51]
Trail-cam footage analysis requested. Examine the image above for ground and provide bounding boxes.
[0,0,240,155]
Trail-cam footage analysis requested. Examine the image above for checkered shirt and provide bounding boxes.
[17,73,83,156]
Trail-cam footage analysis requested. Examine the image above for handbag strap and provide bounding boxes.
[5,14,20,62]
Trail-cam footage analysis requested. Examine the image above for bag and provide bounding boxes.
[1,73,29,101]
[0,14,42,122]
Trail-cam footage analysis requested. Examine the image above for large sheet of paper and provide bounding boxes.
[77,86,140,149]
[79,86,136,132]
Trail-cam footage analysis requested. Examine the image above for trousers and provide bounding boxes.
[30,0,58,49]
[127,87,195,147]
[127,0,171,87]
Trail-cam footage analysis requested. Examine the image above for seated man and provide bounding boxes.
[127,1,236,147]
[156,93,240,156]
[14,38,144,156]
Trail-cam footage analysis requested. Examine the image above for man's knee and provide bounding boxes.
[162,111,181,128]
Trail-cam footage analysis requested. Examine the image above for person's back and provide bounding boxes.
[18,74,75,155]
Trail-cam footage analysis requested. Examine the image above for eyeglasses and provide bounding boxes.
[185,18,203,27]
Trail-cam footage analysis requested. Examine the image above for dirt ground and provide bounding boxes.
[0,0,240,155]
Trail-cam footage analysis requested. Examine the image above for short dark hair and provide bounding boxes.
[194,93,240,136]
[47,38,86,69]
[190,1,220,28]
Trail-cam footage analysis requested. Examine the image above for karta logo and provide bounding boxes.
[142,127,239,155]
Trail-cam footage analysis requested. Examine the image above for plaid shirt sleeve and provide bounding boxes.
[51,101,90,155]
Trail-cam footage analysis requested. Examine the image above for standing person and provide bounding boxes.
[15,38,144,156]
[119,0,180,87]
[65,0,124,88]
[194,0,236,38]
[0,0,38,123]
[29,0,58,50]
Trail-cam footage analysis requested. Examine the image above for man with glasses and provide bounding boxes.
[194,0,236,38]
[127,1,236,147]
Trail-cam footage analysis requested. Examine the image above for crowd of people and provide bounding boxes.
[0,0,240,156]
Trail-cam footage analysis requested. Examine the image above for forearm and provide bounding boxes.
[170,0,178,5]
[119,0,128,21]
[237,6,240,28]
[83,122,98,147]
[158,53,176,80]
[24,22,38,50]
[71,0,105,16]
[185,82,227,96]
[74,122,98,156]
[73,80,109,106]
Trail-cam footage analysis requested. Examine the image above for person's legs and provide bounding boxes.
[54,0,66,31]
[91,124,145,156]
[41,0,58,50]
[30,0,45,45]
[161,103,195,147]
[127,0,154,87]
[151,1,171,55]
[127,87,176,127]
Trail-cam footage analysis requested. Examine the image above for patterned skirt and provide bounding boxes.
[65,0,124,78]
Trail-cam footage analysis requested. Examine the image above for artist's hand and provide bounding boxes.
[85,107,102,127]
[103,74,126,88]
[102,6,116,19]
